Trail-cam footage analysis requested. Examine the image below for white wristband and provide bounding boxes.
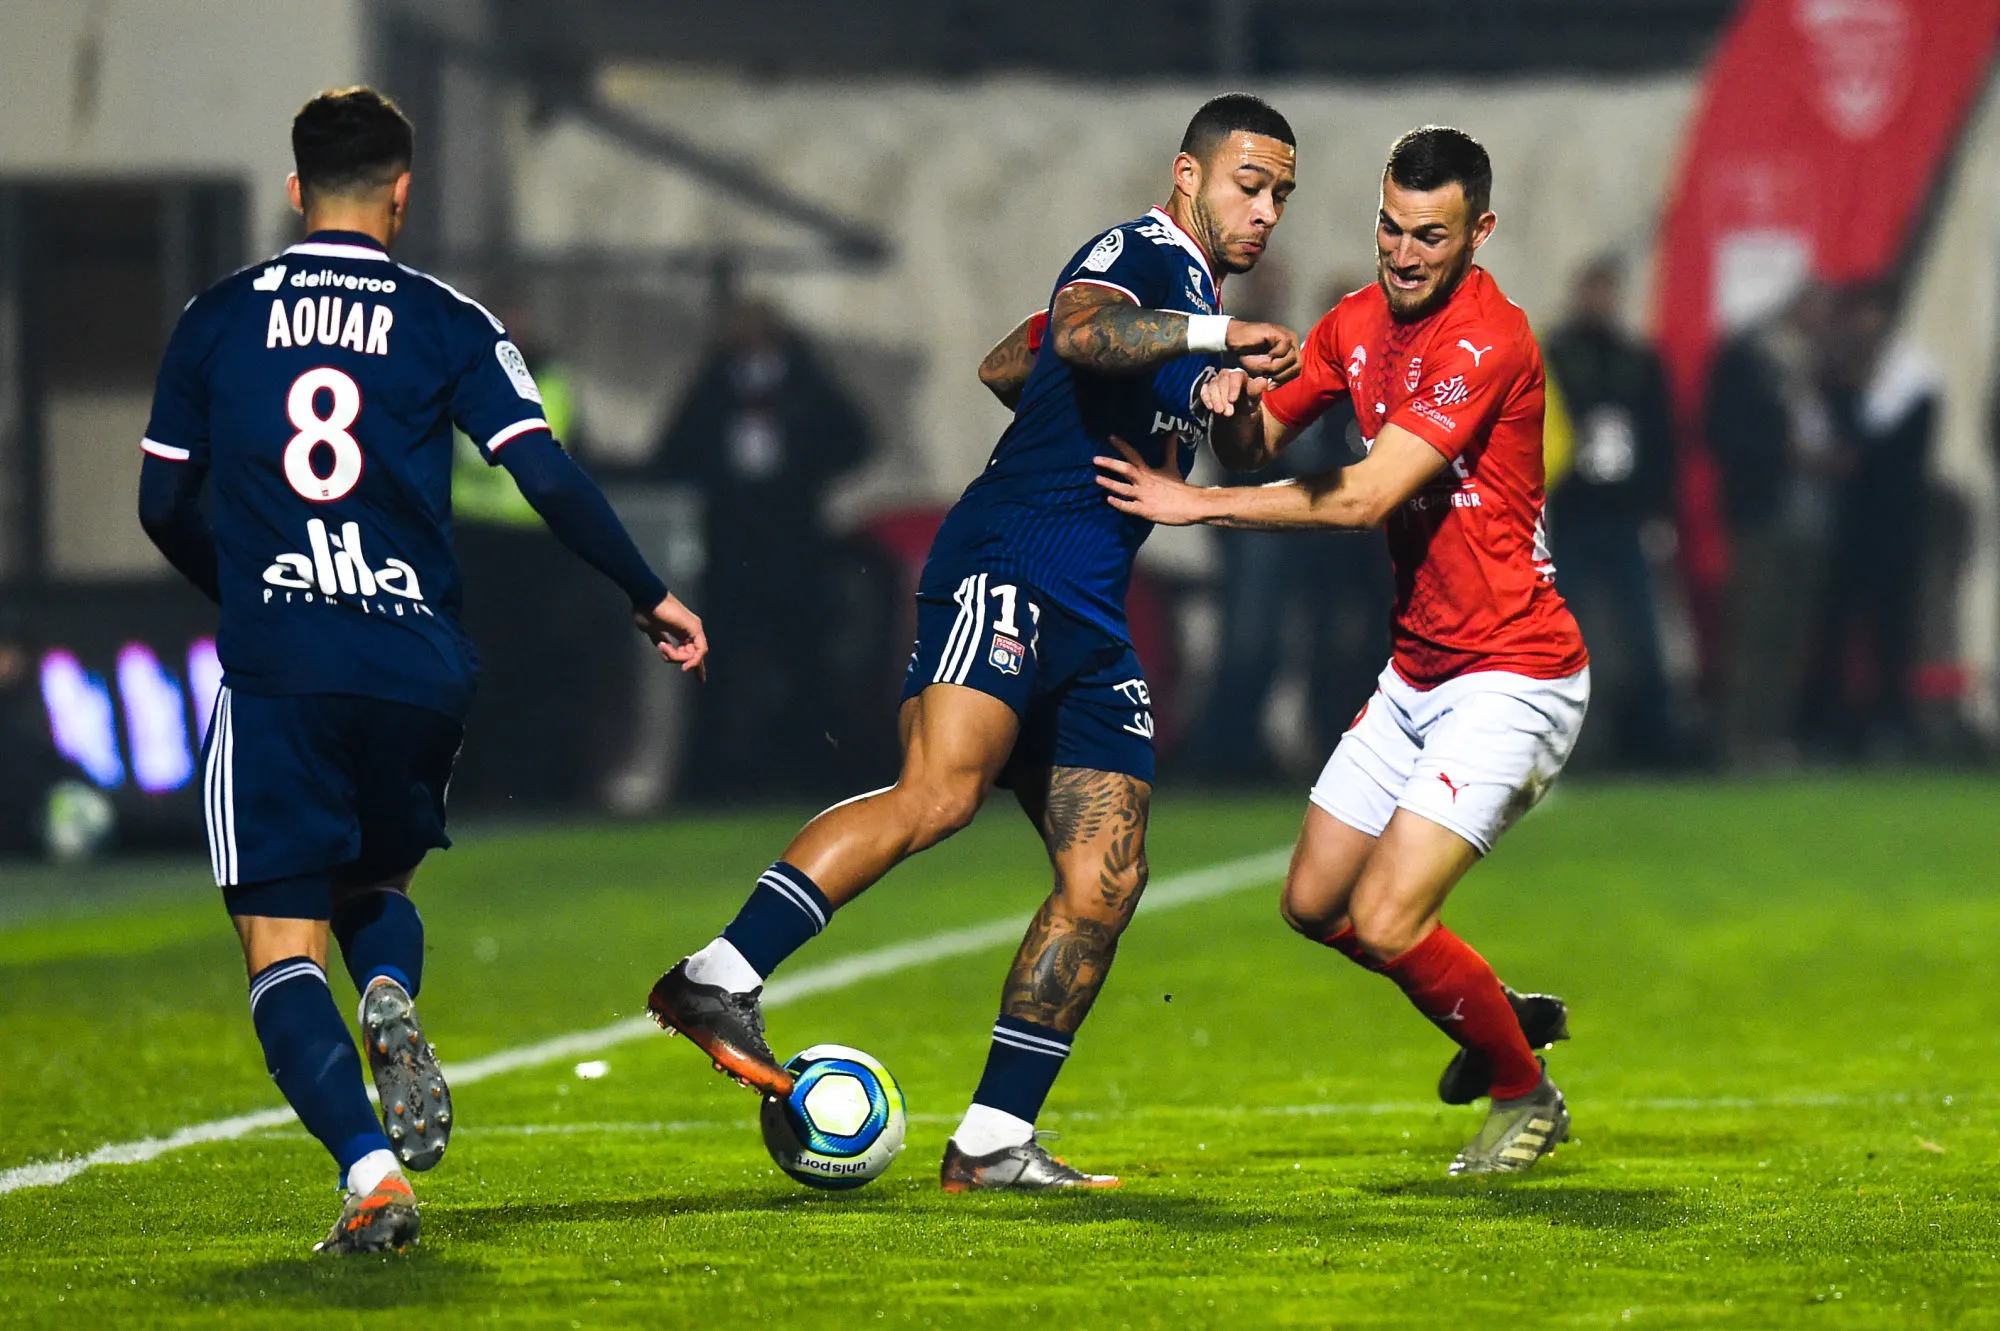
[1186,314,1232,354]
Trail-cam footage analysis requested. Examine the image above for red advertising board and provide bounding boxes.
[1652,0,2000,631]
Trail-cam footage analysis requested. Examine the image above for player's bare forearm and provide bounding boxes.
[1049,285,1187,374]
[1199,473,1380,530]
[1098,422,1444,530]
[978,313,1040,409]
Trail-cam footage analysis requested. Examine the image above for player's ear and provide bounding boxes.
[1469,210,1497,252]
[1172,151,1204,203]
[285,173,304,215]
[390,172,412,219]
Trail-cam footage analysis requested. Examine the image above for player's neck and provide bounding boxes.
[1160,195,1224,278]
[300,206,395,250]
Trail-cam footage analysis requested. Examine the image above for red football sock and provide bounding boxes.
[1315,923,1385,972]
[1381,925,1542,1100]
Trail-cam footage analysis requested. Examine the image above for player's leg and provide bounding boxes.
[331,699,464,1173]
[233,907,418,1253]
[940,763,1146,1190]
[1281,673,1567,1105]
[1365,669,1589,1173]
[210,690,429,1251]
[652,680,1020,1094]
[940,637,1155,1191]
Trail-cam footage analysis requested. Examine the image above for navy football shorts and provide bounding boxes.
[901,571,1155,784]
[200,687,462,919]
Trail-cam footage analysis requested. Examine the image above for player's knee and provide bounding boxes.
[1278,887,1328,939]
[898,778,983,848]
[1347,899,1426,965]
[1055,851,1148,927]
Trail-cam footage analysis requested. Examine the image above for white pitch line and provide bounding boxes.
[0,846,1293,1196]
[239,1090,1936,1146]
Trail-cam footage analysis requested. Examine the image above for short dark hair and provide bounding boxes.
[292,87,414,202]
[1180,93,1295,163]
[1384,125,1492,219]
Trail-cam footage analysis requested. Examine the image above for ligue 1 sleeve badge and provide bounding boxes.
[988,632,1026,676]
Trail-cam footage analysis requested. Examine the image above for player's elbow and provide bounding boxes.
[977,361,1022,410]
[1351,492,1399,530]
[1048,321,1098,368]
[136,471,184,540]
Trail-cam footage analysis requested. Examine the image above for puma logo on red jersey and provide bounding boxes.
[1437,772,1466,802]
[1456,339,1492,366]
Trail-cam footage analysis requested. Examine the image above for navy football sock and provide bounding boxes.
[719,862,834,979]
[331,889,425,998]
[249,958,391,1181]
[970,1015,1073,1123]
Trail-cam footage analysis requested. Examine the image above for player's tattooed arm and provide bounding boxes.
[977,311,1042,410]
[1052,284,1304,380]
[1004,768,1151,1033]
[1049,283,1190,374]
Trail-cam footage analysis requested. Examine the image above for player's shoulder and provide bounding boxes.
[1438,269,1538,373]
[1325,282,1385,332]
[390,261,505,332]
[1446,268,1534,343]
[1070,208,1206,281]
[1302,282,1383,360]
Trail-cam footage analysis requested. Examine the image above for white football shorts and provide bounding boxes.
[1310,662,1590,855]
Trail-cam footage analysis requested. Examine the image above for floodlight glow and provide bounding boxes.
[40,650,125,790]
[118,643,194,793]
[187,638,222,743]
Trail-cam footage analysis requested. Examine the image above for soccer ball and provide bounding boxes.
[759,1044,906,1190]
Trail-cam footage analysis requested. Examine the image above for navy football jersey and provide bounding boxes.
[142,230,550,719]
[922,207,1223,637]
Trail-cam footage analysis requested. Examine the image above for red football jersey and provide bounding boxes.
[1262,266,1587,687]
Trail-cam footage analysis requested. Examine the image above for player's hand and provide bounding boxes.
[634,592,709,681]
[1093,434,1210,527]
[1200,366,1271,418]
[1224,320,1302,385]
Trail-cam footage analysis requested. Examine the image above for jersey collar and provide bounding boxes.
[1145,206,1216,289]
[285,230,392,263]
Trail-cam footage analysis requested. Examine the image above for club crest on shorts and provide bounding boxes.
[988,633,1026,676]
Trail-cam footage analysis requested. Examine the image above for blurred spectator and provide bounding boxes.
[1706,284,1839,768]
[650,298,874,799]
[1544,259,1684,767]
[0,618,64,855]
[1181,275,1391,784]
[1799,283,1940,759]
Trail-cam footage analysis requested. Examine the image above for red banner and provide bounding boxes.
[1652,0,2000,628]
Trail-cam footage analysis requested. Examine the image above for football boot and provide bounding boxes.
[647,959,793,1096]
[359,977,453,1171]
[1437,987,1570,1105]
[1448,1069,1569,1176]
[940,1132,1120,1192]
[315,1173,420,1254]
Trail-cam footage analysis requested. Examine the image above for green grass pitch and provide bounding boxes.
[2,777,1997,1327]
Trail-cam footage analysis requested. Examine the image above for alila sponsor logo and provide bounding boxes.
[263,518,431,617]
[1346,344,1368,380]
[1150,367,1216,440]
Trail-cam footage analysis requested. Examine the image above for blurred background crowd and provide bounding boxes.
[2,0,1998,859]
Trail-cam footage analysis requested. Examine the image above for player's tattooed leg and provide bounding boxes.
[1003,768,1151,1034]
